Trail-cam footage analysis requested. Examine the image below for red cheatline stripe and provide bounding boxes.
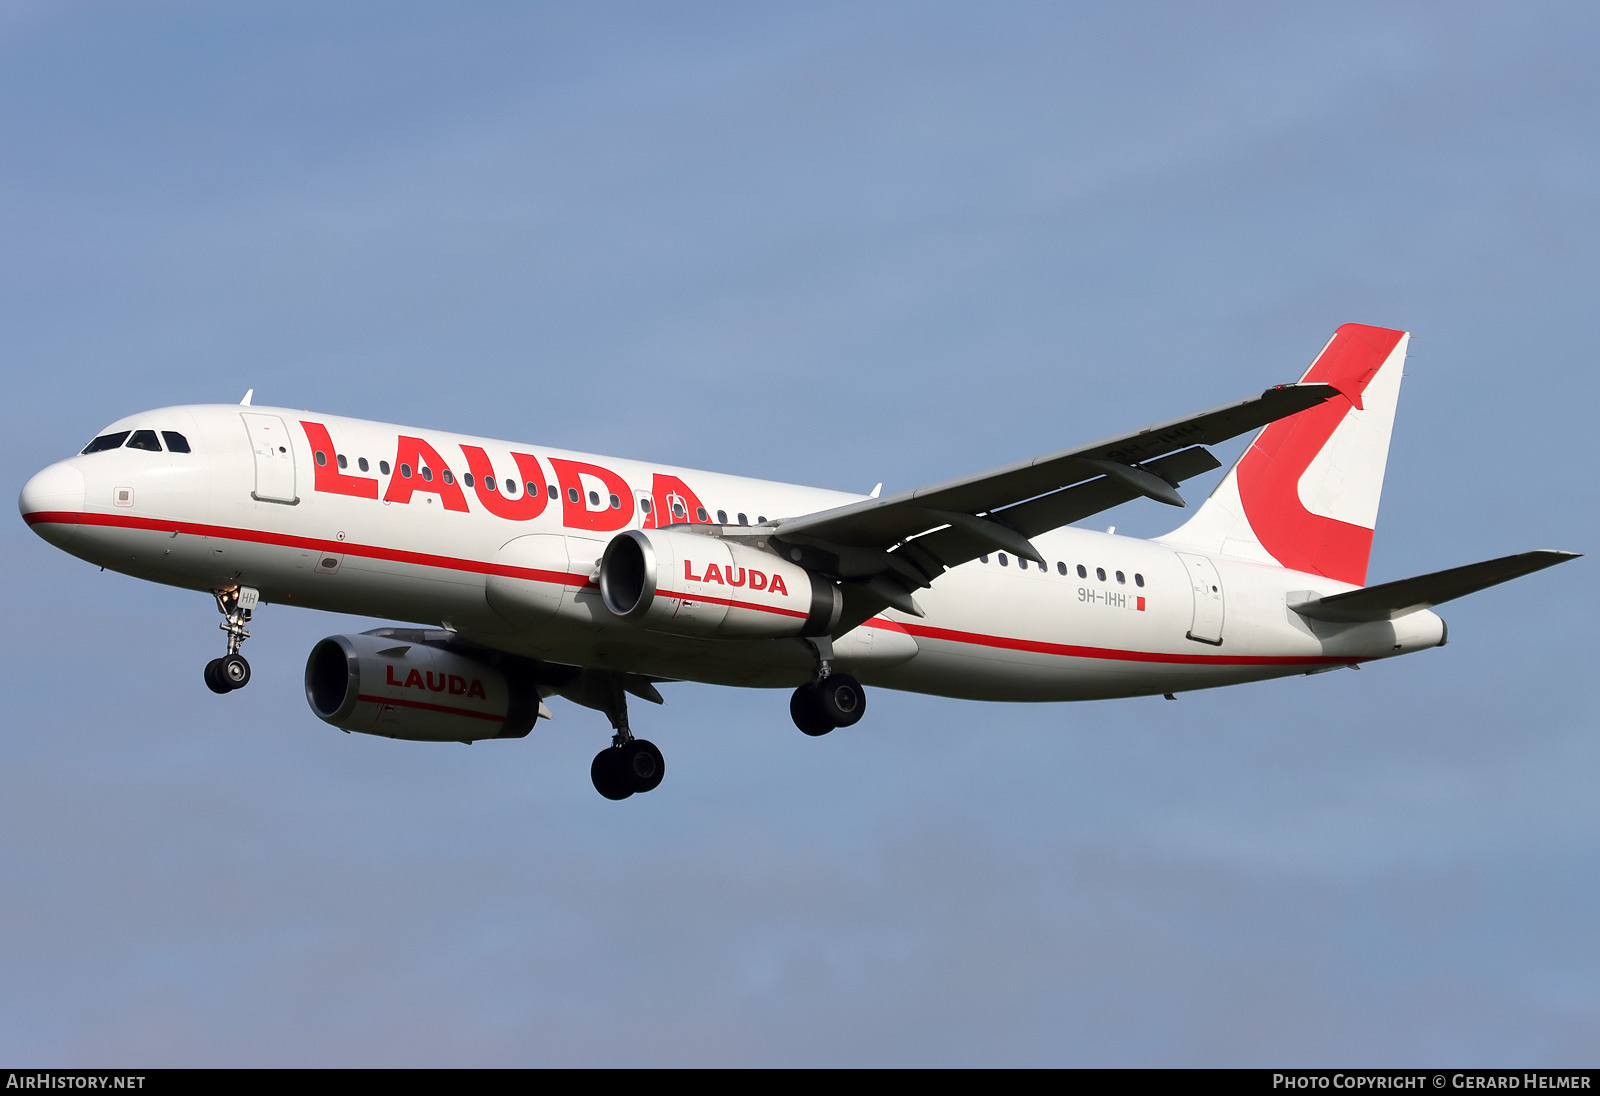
[890,620,1359,666]
[26,509,1359,668]
[654,586,809,619]
[24,509,594,587]
[356,693,506,722]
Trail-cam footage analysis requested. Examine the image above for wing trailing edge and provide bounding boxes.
[773,380,1340,633]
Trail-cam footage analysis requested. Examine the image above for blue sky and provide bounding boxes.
[3,1,1595,1066]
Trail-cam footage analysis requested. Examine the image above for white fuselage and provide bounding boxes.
[20,403,1447,702]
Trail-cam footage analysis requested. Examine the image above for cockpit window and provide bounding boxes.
[82,431,131,454]
[126,430,162,451]
[161,431,191,453]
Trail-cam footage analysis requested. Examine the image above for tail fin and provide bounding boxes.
[1159,323,1409,586]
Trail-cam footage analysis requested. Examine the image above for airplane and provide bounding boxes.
[18,323,1578,800]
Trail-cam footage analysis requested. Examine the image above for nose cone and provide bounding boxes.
[20,462,85,545]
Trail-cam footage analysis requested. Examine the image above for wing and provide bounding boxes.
[766,382,1340,630]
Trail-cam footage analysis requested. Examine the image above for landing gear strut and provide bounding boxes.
[790,636,867,736]
[589,673,665,800]
[204,586,257,694]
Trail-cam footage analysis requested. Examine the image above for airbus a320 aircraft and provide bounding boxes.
[19,324,1576,799]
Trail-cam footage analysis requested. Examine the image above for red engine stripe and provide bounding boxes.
[653,585,809,619]
[355,693,507,722]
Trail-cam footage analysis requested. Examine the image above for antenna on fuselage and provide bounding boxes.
[239,389,254,406]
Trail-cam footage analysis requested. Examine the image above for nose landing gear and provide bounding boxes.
[204,586,258,694]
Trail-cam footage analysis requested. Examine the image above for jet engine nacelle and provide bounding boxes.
[599,528,841,639]
[304,631,540,743]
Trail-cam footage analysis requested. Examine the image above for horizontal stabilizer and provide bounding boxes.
[1289,550,1580,623]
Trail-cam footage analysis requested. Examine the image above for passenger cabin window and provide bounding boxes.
[357,457,369,472]
[399,464,412,479]
[315,451,328,466]
[505,479,518,496]
[380,461,391,475]
[640,498,652,514]
[161,431,191,453]
[547,484,557,500]
[717,509,728,524]
[336,454,348,469]
[1096,567,1106,581]
[127,430,161,452]
[696,507,708,522]
[568,487,580,504]
[484,476,496,492]
[737,512,747,525]
[442,470,454,486]
[998,553,1009,567]
[609,494,621,509]
[82,431,131,454]
[1056,562,1067,575]
[1135,573,1145,587]
[421,467,433,482]
[462,473,473,487]
[1077,565,1087,578]
[1116,571,1125,585]
[589,491,599,506]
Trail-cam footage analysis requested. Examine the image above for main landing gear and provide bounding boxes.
[789,636,867,737]
[204,586,258,694]
[573,644,867,798]
[589,674,665,801]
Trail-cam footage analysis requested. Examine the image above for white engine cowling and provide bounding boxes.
[305,632,540,742]
[599,528,841,639]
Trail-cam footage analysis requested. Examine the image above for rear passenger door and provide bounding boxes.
[1175,552,1225,645]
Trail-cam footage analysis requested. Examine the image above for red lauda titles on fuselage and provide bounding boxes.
[386,663,488,700]
[682,558,789,597]
[301,421,710,532]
